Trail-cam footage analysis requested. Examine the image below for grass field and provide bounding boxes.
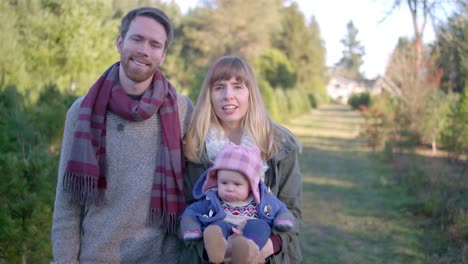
[287,104,430,264]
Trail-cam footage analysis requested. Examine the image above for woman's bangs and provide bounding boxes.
[210,59,249,86]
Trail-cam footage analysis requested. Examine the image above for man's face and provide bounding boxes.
[117,15,167,83]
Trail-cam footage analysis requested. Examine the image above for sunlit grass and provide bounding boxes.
[287,104,429,264]
[302,176,356,188]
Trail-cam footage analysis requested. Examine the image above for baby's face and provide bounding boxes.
[217,170,250,203]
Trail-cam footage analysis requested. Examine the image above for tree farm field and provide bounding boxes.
[287,104,429,264]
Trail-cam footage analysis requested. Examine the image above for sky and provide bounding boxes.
[166,0,445,79]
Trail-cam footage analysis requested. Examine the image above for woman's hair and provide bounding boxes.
[185,55,298,162]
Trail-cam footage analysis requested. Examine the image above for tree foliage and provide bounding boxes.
[385,37,442,143]
[0,84,76,263]
[0,1,26,89]
[273,3,327,97]
[2,0,120,95]
[335,20,365,79]
[421,91,457,153]
[181,0,281,65]
[384,0,449,68]
[256,49,295,89]
[435,2,467,93]
[441,91,468,166]
[348,92,371,110]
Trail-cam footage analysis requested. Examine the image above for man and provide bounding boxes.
[51,7,194,263]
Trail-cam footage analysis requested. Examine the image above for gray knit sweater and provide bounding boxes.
[51,93,194,264]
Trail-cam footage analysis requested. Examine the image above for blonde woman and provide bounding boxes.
[182,55,302,263]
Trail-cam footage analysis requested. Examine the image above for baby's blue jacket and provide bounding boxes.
[181,170,293,230]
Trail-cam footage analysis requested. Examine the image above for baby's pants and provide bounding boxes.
[210,219,271,248]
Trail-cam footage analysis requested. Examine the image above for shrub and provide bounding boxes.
[286,88,311,116]
[441,91,468,169]
[258,78,280,122]
[273,88,288,123]
[348,92,370,110]
[359,95,394,151]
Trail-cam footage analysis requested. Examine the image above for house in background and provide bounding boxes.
[326,68,400,104]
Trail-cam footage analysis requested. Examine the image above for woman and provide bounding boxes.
[182,55,302,263]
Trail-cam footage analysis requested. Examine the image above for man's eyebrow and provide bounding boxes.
[149,39,163,45]
[128,34,163,43]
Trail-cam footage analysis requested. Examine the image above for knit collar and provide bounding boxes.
[205,127,254,163]
[205,127,268,182]
[222,194,254,207]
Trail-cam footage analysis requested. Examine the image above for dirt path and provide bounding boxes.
[286,104,428,264]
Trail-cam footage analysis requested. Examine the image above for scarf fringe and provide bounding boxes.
[63,172,106,206]
[148,209,180,235]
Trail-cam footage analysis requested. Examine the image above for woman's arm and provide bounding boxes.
[269,145,303,263]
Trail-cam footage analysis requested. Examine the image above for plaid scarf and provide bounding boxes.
[63,62,185,234]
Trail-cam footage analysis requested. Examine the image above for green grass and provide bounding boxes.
[287,104,429,264]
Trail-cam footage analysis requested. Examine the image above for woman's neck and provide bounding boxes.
[223,126,243,144]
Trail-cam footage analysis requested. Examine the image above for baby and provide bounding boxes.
[180,144,294,263]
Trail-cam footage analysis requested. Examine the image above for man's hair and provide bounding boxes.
[119,7,174,51]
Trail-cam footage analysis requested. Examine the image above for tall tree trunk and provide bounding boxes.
[407,0,428,70]
[22,251,26,264]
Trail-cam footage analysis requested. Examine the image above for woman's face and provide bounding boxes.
[210,77,250,129]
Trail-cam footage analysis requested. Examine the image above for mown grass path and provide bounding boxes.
[287,104,428,264]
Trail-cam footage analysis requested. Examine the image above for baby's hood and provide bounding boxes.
[192,169,211,200]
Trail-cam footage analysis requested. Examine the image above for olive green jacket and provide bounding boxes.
[180,126,302,264]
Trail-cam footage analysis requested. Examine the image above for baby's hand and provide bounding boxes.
[180,216,202,240]
[273,211,294,231]
[231,227,242,235]
[231,219,248,235]
[273,219,293,231]
[183,230,202,240]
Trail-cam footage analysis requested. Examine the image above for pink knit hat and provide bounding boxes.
[203,144,262,203]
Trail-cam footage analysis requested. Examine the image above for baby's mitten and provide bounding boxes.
[180,216,202,240]
[273,211,294,231]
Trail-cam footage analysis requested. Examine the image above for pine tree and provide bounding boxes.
[335,20,365,79]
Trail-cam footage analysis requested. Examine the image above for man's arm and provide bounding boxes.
[51,98,83,264]
[177,93,194,136]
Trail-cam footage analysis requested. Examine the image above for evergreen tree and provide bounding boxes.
[436,2,467,93]
[335,20,365,79]
[306,16,328,101]
[442,91,468,165]
[0,86,54,263]
[272,3,327,101]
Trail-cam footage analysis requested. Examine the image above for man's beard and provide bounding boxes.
[121,53,158,83]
